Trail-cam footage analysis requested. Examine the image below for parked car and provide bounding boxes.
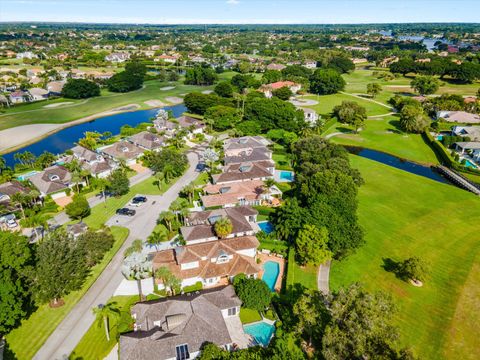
[6,219,18,228]
[129,196,148,207]
[116,208,136,216]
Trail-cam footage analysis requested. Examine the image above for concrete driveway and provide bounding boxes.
[34,151,200,360]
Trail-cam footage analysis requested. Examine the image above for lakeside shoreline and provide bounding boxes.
[0,102,171,156]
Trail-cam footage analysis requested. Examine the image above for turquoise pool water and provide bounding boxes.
[258,221,274,234]
[16,170,39,181]
[262,261,280,291]
[243,321,275,346]
[436,135,444,141]
[464,160,477,168]
[279,171,294,181]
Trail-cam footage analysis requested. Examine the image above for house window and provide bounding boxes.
[217,254,230,264]
[176,344,190,360]
[228,307,237,316]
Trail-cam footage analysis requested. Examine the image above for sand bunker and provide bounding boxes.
[144,100,166,107]
[43,102,74,108]
[201,90,213,94]
[160,86,175,91]
[165,97,183,104]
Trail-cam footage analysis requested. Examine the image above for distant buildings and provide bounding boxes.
[105,52,131,63]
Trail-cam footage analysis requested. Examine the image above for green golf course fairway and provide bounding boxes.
[330,155,480,359]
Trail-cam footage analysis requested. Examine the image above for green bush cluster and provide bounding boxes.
[183,281,203,293]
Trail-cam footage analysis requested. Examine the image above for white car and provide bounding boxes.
[6,219,18,228]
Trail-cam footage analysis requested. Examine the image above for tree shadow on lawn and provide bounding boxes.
[336,126,353,134]
[387,118,404,134]
[382,257,408,281]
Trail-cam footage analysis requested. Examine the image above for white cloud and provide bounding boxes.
[226,0,240,5]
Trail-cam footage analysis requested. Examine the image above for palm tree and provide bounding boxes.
[181,182,196,204]
[10,192,26,219]
[92,302,121,342]
[214,217,233,239]
[124,239,144,257]
[158,211,175,232]
[169,198,189,222]
[122,251,151,302]
[97,178,110,206]
[147,229,169,250]
[163,164,175,183]
[155,266,181,296]
[154,171,165,190]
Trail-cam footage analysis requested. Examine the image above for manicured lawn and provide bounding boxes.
[330,155,480,359]
[239,308,262,324]
[82,174,180,229]
[286,248,318,291]
[324,115,439,165]
[342,68,480,103]
[70,295,137,360]
[5,226,130,360]
[302,93,391,116]
[443,254,480,360]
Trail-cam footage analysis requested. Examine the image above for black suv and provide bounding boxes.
[132,196,147,203]
[116,208,136,216]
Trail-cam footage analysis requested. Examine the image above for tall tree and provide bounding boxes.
[107,169,130,196]
[293,289,327,347]
[65,194,91,220]
[309,69,346,95]
[410,75,440,95]
[322,283,400,360]
[0,232,33,337]
[32,229,89,306]
[295,224,332,266]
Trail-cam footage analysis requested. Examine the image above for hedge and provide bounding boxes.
[183,281,203,293]
[422,131,454,166]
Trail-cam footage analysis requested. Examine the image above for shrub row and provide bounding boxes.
[422,131,454,166]
[183,281,203,293]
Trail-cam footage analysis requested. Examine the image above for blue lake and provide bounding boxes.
[3,104,186,167]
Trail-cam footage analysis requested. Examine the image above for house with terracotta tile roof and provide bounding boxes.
[201,179,281,208]
[259,80,301,98]
[153,236,261,289]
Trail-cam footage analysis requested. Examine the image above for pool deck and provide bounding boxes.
[274,170,294,183]
[257,253,286,293]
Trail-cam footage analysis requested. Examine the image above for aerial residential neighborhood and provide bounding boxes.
[1,1,480,360]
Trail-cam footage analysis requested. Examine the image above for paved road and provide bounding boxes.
[51,169,153,226]
[34,151,200,360]
[317,260,331,295]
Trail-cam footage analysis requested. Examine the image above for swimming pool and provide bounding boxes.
[279,171,294,182]
[243,321,275,346]
[258,221,274,234]
[262,261,280,291]
[464,160,477,168]
[16,170,39,181]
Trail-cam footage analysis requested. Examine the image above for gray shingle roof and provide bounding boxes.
[120,286,240,360]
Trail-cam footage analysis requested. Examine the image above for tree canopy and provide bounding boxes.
[61,79,100,99]
[309,69,346,95]
[233,275,271,311]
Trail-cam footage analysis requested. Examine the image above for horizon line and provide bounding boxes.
[1,21,480,26]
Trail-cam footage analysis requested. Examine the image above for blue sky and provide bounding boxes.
[1,0,479,24]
